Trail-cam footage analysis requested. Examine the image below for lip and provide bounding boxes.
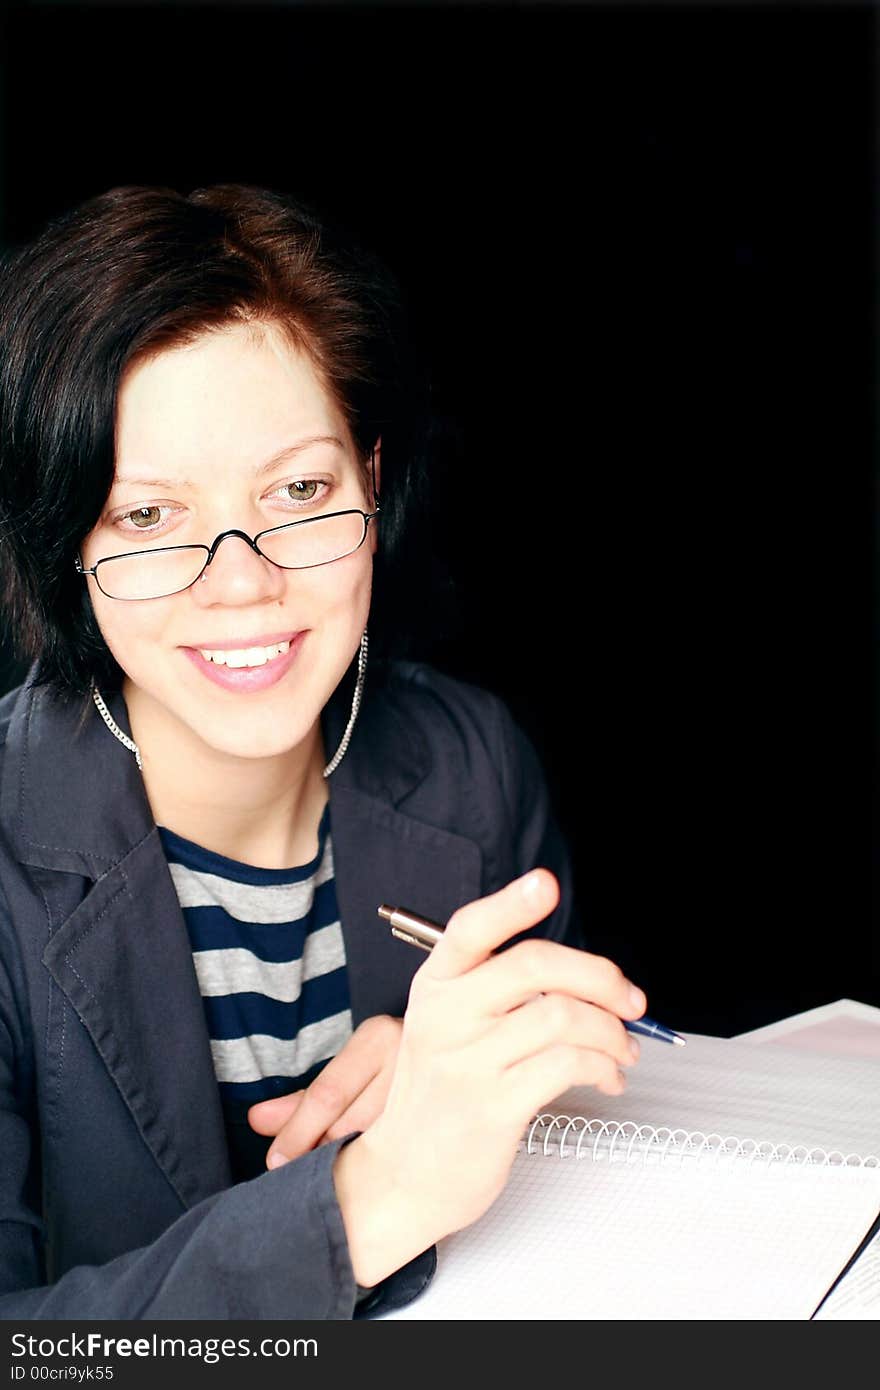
[183,630,301,652]
[182,631,306,694]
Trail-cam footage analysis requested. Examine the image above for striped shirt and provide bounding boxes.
[157,803,353,1179]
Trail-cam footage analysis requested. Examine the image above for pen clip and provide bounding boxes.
[390,925,434,952]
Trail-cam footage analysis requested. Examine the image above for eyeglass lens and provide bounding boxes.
[93,512,369,600]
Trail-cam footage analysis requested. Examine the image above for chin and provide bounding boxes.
[197,711,321,767]
[197,719,317,763]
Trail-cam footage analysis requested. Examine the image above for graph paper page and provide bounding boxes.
[383,1034,880,1320]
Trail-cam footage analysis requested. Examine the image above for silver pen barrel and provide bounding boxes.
[378,904,445,951]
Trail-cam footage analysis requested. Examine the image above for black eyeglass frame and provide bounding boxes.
[75,450,380,602]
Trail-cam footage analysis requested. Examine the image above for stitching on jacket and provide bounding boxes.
[34,827,157,884]
[62,878,130,980]
[35,873,63,1153]
[58,868,187,1206]
[16,690,33,850]
[44,884,67,1245]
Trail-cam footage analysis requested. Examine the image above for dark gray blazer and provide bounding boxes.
[0,658,581,1318]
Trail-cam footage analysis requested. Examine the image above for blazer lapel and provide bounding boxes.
[323,662,484,1024]
[328,784,483,1025]
[2,672,231,1208]
[41,830,232,1209]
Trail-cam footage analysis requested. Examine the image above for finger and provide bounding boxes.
[266,1065,364,1167]
[508,1043,628,1114]
[265,1027,391,1168]
[487,993,639,1071]
[248,1091,303,1136]
[457,938,646,1022]
[319,1072,392,1144]
[423,869,561,982]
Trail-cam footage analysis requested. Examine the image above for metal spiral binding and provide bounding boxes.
[523,1114,880,1169]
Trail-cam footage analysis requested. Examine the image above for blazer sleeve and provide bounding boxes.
[0,1070,430,1320]
[0,888,430,1320]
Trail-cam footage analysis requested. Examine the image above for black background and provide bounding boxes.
[0,1,876,1035]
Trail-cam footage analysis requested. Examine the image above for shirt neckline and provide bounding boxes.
[157,801,331,886]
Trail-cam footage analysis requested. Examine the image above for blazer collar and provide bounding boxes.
[1,657,432,876]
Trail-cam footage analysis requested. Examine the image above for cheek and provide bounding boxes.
[295,553,373,620]
[87,590,174,674]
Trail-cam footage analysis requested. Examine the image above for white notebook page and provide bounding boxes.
[734,1002,880,1320]
[813,1229,880,1320]
[737,998,880,1059]
[384,1034,880,1320]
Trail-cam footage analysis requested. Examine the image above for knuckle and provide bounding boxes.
[593,954,625,994]
[360,1013,397,1044]
[601,1052,622,1086]
[306,1074,344,1114]
[406,970,430,1008]
[516,939,547,988]
[553,1043,582,1080]
[376,1013,402,1042]
[446,901,474,933]
[325,1117,355,1141]
[594,1054,625,1095]
[539,992,571,1035]
[615,1021,635,1062]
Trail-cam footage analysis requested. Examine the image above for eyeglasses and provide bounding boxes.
[77,447,380,601]
[76,507,380,601]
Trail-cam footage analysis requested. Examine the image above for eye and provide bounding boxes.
[267,477,332,508]
[109,502,176,537]
[127,506,163,529]
[283,480,321,502]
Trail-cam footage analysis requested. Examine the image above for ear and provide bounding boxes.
[368,438,382,555]
[371,436,382,507]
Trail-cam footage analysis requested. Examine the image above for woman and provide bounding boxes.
[0,185,645,1318]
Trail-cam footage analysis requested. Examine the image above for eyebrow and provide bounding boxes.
[112,434,347,489]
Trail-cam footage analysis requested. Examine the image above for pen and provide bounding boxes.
[377,903,687,1046]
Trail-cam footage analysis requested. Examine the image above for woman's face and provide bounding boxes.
[80,321,377,762]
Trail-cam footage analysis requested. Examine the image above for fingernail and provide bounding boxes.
[629,985,646,1014]
[267,1151,289,1170]
[628,1036,641,1061]
[522,872,542,897]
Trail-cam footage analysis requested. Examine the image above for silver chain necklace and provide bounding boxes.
[91,628,369,779]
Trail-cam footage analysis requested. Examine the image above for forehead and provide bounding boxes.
[114,322,351,478]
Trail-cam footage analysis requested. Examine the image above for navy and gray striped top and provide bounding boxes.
[157,803,353,1179]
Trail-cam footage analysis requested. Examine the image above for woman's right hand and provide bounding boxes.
[332,868,646,1288]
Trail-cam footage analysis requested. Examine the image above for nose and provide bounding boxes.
[193,528,286,603]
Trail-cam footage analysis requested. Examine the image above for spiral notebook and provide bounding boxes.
[383,1033,880,1320]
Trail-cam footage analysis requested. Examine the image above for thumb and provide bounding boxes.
[426,869,560,981]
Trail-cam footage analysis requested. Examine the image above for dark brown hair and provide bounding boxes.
[0,184,430,699]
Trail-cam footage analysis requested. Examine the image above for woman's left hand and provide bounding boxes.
[247,1014,403,1169]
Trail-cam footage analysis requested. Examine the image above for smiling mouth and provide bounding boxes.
[194,640,292,668]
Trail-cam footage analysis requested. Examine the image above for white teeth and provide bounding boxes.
[197,640,291,668]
